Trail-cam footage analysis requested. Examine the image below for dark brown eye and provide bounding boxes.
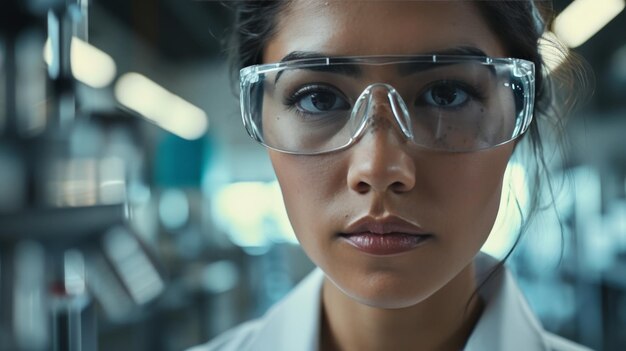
[307,92,339,111]
[421,82,470,108]
[294,87,350,114]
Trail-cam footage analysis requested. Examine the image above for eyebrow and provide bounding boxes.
[275,51,363,83]
[274,46,491,83]
[396,46,489,75]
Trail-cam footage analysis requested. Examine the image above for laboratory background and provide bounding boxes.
[0,0,625,350]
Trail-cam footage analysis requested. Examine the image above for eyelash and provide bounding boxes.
[416,80,487,109]
[284,84,342,104]
[283,84,349,116]
[282,80,487,114]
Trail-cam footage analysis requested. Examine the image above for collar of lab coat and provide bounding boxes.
[245,253,549,351]
[465,253,549,350]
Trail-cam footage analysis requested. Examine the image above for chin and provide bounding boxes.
[329,271,437,310]
[354,294,430,310]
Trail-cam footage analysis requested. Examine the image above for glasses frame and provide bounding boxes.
[240,55,536,155]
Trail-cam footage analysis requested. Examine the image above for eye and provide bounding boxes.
[292,86,350,114]
[419,82,471,108]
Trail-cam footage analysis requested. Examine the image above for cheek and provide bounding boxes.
[421,146,513,244]
[269,151,347,240]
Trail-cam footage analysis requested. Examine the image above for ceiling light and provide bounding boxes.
[554,0,625,48]
[44,36,117,88]
[114,73,209,140]
[538,31,570,73]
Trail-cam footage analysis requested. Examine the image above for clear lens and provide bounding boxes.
[240,56,535,154]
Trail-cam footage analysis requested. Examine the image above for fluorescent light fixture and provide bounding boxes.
[114,73,209,140]
[538,31,570,73]
[554,0,625,48]
[44,36,117,88]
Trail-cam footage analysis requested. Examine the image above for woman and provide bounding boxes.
[192,1,590,350]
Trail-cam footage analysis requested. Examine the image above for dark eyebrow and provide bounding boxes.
[424,46,489,58]
[396,46,490,75]
[275,51,362,83]
[274,46,492,83]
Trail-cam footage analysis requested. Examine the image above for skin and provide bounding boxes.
[263,1,515,350]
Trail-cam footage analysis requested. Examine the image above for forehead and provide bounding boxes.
[263,0,508,63]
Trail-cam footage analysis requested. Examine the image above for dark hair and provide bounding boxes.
[226,0,590,285]
[227,1,287,76]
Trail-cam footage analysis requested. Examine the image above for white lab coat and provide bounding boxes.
[189,253,593,351]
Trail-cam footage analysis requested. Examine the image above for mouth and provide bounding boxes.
[339,232,433,256]
[339,216,434,256]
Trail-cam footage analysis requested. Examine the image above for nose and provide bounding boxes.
[347,87,416,195]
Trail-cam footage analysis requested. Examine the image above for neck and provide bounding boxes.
[320,263,483,351]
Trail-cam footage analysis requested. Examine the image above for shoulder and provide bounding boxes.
[469,253,595,351]
[186,319,264,351]
[544,332,594,351]
[186,268,325,351]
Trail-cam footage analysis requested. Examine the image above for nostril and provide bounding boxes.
[390,181,409,193]
[354,181,371,194]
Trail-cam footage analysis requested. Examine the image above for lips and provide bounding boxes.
[339,216,433,256]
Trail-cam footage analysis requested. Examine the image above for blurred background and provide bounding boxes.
[0,0,625,350]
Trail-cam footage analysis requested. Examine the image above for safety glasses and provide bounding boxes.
[240,55,535,154]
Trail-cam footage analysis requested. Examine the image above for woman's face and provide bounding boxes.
[263,1,514,308]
